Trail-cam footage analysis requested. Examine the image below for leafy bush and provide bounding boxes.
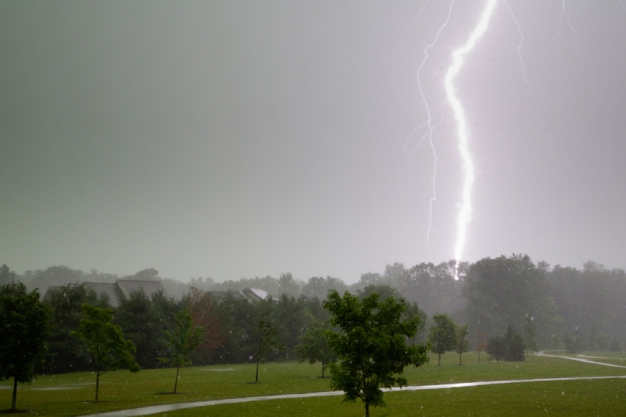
[486,326,525,362]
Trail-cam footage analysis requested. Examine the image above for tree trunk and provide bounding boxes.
[255,358,260,383]
[321,363,325,378]
[438,353,441,366]
[95,370,100,402]
[365,401,370,417]
[459,353,462,365]
[174,366,180,393]
[11,377,17,410]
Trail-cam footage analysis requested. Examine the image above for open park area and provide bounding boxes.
[1,352,625,417]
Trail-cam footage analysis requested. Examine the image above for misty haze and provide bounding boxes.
[1,1,626,416]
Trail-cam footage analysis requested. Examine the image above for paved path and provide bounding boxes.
[80,373,626,417]
[537,352,626,369]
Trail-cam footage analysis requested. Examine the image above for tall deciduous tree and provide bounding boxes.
[71,304,140,402]
[160,309,203,393]
[0,282,51,411]
[428,313,457,366]
[464,254,559,346]
[324,290,428,417]
[294,321,336,377]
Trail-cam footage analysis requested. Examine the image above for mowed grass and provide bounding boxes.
[152,379,626,417]
[1,352,624,416]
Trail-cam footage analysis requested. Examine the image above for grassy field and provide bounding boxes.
[1,351,625,416]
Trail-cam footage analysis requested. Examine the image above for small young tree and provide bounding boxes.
[456,324,470,365]
[294,321,336,377]
[563,331,585,354]
[428,314,457,366]
[160,309,203,393]
[475,329,488,363]
[523,315,538,356]
[253,317,284,383]
[324,290,428,417]
[71,303,141,402]
[610,336,621,352]
[0,282,51,411]
[505,326,526,361]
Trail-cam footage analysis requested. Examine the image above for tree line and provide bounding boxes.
[4,253,624,413]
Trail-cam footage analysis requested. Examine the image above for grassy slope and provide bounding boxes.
[1,352,625,416]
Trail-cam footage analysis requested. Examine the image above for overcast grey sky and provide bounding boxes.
[1,1,625,283]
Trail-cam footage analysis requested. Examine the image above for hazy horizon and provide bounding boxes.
[2,1,625,284]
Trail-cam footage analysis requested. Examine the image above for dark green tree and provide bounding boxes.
[115,290,179,369]
[428,313,457,366]
[486,335,505,362]
[0,282,51,411]
[160,309,203,393]
[71,304,141,402]
[563,330,585,354]
[294,321,336,377]
[0,264,16,285]
[486,326,525,362]
[301,276,347,300]
[464,254,559,346]
[323,290,428,417]
[357,284,400,301]
[271,294,313,359]
[253,317,284,383]
[524,315,538,355]
[456,324,470,365]
[41,283,106,374]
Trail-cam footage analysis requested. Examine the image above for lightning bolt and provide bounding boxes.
[503,0,532,92]
[444,0,498,279]
[558,0,576,36]
[413,1,456,243]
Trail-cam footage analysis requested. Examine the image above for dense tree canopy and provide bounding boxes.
[324,290,428,417]
[463,254,559,345]
[0,282,51,411]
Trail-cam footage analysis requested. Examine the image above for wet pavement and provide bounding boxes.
[80,374,626,417]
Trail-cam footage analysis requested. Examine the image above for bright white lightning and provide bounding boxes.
[503,0,531,91]
[414,0,456,243]
[445,0,498,279]
[558,0,576,36]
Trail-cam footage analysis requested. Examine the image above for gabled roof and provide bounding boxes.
[241,287,270,302]
[116,279,165,300]
[41,280,167,308]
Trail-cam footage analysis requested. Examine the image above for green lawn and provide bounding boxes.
[1,352,624,416]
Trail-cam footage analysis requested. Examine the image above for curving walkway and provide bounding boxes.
[537,352,626,369]
[80,374,626,417]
